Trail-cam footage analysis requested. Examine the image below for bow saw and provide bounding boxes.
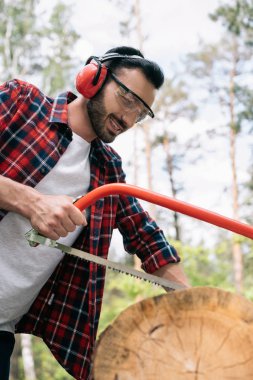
[25,183,253,291]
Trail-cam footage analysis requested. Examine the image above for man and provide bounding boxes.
[0,46,189,380]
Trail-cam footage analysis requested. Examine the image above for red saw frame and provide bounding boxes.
[74,183,253,240]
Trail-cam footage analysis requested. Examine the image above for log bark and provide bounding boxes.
[93,287,253,380]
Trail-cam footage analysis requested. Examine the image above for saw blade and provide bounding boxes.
[25,229,185,291]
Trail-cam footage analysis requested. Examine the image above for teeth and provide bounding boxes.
[110,117,122,132]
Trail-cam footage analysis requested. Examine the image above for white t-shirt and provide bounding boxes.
[0,132,91,332]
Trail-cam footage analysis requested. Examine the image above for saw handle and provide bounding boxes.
[74,183,253,240]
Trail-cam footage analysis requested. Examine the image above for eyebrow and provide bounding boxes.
[109,72,154,118]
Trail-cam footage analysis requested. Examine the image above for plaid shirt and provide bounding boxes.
[0,79,180,379]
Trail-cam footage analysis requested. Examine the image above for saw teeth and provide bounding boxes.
[65,254,173,288]
[27,235,177,290]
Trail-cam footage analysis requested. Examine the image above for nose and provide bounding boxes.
[121,110,139,128]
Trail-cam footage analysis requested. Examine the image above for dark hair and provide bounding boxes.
[103,46,164,89]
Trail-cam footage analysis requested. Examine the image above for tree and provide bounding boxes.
[0,0,40,80]
[152,77,197,240]
[3,18,40,378]
[0,0,80,94]
[1,1,80,377]
[41,1,80,95]
[109,0,156,269]
[20,334,36,380]
[186,0,253,293]
[241,164,253,229]
[109,0,199,242]
[209,1,253,295]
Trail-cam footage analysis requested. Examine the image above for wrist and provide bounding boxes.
[0,177,40,218]
[15,185,41,219]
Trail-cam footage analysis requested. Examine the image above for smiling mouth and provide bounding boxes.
[108,115,124,135]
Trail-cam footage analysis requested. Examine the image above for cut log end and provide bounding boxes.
[93,287,253,380]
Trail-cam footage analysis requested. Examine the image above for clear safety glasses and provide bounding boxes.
[110,72,154,123]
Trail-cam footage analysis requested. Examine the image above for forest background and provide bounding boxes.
[1,0,253,378]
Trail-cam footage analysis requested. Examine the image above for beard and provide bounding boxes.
[87,90,116,143]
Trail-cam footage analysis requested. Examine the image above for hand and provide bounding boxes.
[28,194,87,240]
[153,263,190,291]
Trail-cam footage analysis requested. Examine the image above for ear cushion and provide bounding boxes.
[75,61,108,99]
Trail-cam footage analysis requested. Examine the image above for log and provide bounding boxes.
[93,287,253,380]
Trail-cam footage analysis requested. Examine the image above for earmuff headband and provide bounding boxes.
[76,53,144,99]
[99,53,144,63]
[86,53,144,65]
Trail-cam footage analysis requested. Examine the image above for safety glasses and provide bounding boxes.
[110,72,154,123]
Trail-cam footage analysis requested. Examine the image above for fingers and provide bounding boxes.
[30,194,88,240]
[69,207,88,228]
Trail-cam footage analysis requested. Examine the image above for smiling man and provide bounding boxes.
[0,46,189,380]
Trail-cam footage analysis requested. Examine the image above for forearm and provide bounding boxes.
[0,175,86,239]
[153,262,190,290]
[0,175,39,218]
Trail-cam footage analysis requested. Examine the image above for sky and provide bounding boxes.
[39,0,252,250]
[71,0,223,70]
[40,0,222,70]
[69,0,252,248]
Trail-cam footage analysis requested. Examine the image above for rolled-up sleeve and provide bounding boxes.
[0,79,24,133]
[115,194,180,274]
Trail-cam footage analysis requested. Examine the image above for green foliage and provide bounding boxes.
[0,0,41,78]
[32,337,73,380]
[244,167,253,220]
[172,237,253,301]
[171,239,234,290]
[98,269,165,334]
[235,84,253,131]
[13,271,165,379]
[242,238,253,299]
[0,0,80,94]
[41,1,80,95]
[154,77,197,122]
[187,1,253,134]
[98,235,253,337]
[13,236,253,378]
[210,0,253,38]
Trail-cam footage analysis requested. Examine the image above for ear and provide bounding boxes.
[75,61,108,99]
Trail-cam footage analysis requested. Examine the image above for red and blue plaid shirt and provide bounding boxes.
[0,79,180,379]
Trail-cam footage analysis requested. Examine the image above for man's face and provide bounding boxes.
[87,68,156,143]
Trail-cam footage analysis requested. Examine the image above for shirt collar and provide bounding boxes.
[49,91,77,124]
[91,138,122,164]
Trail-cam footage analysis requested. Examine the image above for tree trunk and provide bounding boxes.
[132,0,156,269]
[93,287,253,380]
[132,127,142,271]
[163,132,181,240]
[10,335,21,380]
[20,334,36,380]
[133,0,144,52]
[133,0,155,214]
[229,40,243,293]
[143,123,156,219]
[133,127,139,186]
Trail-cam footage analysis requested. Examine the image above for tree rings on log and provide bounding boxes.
[93,287,253,380]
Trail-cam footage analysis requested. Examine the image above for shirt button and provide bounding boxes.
[40,167,47,174]
[59,146,63,153]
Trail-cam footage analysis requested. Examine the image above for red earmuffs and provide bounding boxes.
[75,53,144,99]
[75,59,108,99]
